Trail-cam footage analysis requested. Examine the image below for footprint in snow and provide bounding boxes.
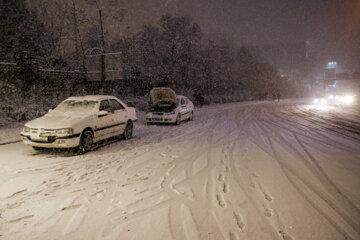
[223,183,229,193]
[216,194,226,208]
[218,174,224,182]
[233,212,245,231]
[279,230,294,240]
[229,232,237,240]
[264,193,273,202]
[264,208,273,217]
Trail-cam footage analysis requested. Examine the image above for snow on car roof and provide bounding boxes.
[65,95,117,101]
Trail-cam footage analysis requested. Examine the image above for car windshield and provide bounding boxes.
[54,100,98,113]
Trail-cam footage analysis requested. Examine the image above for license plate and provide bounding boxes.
[31,136,48,142]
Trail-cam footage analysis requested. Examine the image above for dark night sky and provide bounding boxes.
[117,0,360,70]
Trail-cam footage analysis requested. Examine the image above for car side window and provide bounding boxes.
[100,100,111,112]
[109,99,125,111]
[181,98,186,106]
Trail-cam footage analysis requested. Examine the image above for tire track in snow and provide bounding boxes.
[258,118,360,235]
[252,118,359,239]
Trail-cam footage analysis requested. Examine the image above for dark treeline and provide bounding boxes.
[115,15,289,101]
[0,0,295,124]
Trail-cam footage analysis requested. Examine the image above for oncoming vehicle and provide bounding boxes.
[313,94,357,106]
[313,79,360,106]
[145,87,194,125]
[20,95,137,153]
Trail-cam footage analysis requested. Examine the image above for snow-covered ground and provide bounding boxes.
[0,99,360,240]
[0,122,23,145]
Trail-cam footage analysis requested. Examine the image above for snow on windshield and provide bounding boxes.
[54,100,98,112]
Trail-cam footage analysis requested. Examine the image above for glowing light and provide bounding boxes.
[343,95,354,104]
[313,98,319,104]
[336,94,355,105]
[327,61,337,68]
[320,98,327,105]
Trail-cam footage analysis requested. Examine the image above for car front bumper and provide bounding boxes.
[20,133,80,148]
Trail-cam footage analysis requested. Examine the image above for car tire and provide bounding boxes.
[189,111,193,121]
[176,114,181,125]
[124,122,133,140]
[32,146,44,151]
[78,130,93,154]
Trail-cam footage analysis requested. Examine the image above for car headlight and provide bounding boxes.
[320,98,327,105]
[23,126,30,132]
[55,128,74,135]
[343,95,354,104]
[313,98,319,104]
[165,111,175,115]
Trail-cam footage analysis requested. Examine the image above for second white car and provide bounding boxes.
[145,87,194,125]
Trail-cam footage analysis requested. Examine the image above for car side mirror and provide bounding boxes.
[98,110,109,118]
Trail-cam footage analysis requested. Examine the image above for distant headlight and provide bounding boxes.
[23,126,30,132]
[343,95,354,104]
[55,128,74,135]
[328,95,334,100]
[165,111,175,115]
[320,98,327,105]
[313,98,319,104]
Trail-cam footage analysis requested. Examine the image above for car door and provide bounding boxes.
[184,97,192,119]
[96,99,113,140]
[109,99,127,136]
[179,97,188,120]
[187,97,194,109]
[185,97,193,116]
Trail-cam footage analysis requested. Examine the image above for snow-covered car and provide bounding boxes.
[20,95,137,153]
[145,87,194,125]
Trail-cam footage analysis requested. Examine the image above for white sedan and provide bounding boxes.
[145,87,194,125]
[20,95,137,153]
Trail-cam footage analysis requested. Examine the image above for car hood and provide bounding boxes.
[150,87,177,105]
[25,111,92,129]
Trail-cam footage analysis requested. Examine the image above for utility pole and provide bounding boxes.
[99,8,106,84]
[94,0,106,92]
[70,0,88,94]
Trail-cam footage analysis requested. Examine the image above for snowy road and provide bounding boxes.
[1,100,360,240]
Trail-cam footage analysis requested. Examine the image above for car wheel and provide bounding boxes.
[78,130,93,154]
[189,111,193,121]
[176,114,181,125]
[124,122,133,139]
[32,146,44,151]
